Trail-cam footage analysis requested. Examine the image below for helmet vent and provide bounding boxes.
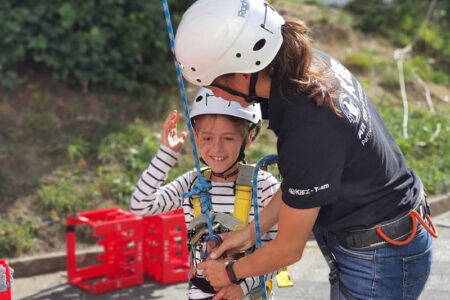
[255,61,261,65]
[191,67,196,71]
[253,39,266,51]
[195,95,203,102]
[196,79,201,83]
[236,53,242,58]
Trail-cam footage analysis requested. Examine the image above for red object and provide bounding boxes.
[66,208,143,294]
[0,259,12,300]
[143,209,190,284]
[377,210,439,246]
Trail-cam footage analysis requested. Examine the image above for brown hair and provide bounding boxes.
[267,20,339,115]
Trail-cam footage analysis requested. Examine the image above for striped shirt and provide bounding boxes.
[130,145,280,299]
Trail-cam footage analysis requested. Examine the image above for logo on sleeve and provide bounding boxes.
[339,93,361,124]
[288,183,330,197]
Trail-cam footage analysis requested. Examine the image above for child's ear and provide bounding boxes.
[244,133,253,150]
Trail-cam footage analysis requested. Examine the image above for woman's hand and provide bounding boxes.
[209,227,255,260]
[213,284,245,300]
[198,259,231,288]
[162,110,187,152]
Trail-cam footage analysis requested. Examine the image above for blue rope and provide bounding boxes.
[161,0,213,238]
[253,154,278,300]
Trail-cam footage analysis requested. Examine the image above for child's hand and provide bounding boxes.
[162,110,187,152]
[213,284,245,300]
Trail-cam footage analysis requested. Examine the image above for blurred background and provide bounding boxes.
[0,0,448,260]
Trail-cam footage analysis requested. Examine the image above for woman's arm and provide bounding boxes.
[210,188,283,259]
[199,200,320,290]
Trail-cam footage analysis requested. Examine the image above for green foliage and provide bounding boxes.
[67,137,90,164]
[375,101,449,194]
[0,0,194,91]
[346,0,449,85]
[97,120,163,204]
[344,51,375,72]
[38,168,98,217]
[0,218,36,258]
[247,128,277,163]
[377,58,415,90]
[0,168,7,200]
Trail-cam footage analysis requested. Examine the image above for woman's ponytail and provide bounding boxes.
[268,20,339,115]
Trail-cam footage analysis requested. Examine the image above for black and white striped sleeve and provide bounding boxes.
[129,145,190,216]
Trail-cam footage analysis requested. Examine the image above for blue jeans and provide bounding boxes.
[328,229,433,300]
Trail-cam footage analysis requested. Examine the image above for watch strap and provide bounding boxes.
[225,260,242,284]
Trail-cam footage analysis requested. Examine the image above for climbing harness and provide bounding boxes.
[335,190,438,250]
[315,189,438,300]
[160,0,214,239]
[313,226,357,300]
[188,164,273,299]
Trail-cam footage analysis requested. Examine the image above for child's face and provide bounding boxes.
[194,115,248,174]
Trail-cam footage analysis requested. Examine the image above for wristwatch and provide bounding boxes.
[225,260,242,284]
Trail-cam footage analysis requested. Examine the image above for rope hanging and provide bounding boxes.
[160,0,213,238]
[252,154,278,300]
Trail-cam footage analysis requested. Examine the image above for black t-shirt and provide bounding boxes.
[266,51,423,233]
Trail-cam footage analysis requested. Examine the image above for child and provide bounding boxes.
[130,88,279,300]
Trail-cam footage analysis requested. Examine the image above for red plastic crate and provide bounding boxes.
[66,208,143,294]
[0,260,12,300]
[143,209,190,284]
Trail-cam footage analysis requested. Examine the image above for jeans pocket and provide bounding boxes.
[402,246,432,299]
[334,244,374,260]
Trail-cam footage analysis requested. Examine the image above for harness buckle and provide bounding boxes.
[328,269,339,285]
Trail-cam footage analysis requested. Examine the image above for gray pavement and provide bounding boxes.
[10,210,450,300]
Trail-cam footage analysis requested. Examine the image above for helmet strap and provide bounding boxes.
[246,72,270,104]
[209,73,269,104]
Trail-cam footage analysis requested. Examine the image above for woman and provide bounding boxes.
[174,0,435,299]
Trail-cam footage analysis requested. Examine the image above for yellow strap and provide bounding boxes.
[233,184,252,226]
[192,166,253,223]
[275,267,293,288]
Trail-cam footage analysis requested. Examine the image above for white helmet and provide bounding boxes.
[175,0,285,86]
[190,88,261,124]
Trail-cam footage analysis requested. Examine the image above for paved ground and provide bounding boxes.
[11,211,450,300]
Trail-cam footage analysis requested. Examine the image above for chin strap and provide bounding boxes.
[211,168,239,180]
[246,72,270,104]
[209,72,270,104]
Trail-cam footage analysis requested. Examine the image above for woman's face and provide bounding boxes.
[208,74,251,108]
[194,115,247,174]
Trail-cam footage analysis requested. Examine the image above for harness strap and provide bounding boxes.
[313,225,357,300]
[234,164,255,226]
[192,165,255,226]
[337,191,438,250]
